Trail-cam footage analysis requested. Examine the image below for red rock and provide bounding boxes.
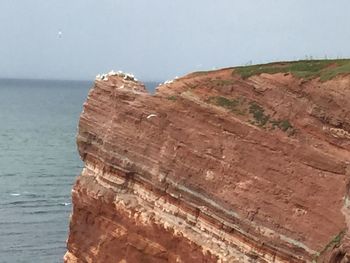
[65,66,350,262]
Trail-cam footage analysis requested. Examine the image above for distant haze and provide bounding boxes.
[1,0,350,81]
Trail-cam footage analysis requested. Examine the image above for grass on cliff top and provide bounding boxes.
[234,59,350,81]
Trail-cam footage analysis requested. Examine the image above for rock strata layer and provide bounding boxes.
[65,65,350,262]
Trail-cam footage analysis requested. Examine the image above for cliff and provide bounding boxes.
[65,60,350,263]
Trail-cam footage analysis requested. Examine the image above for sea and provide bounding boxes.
[0,79,157,263]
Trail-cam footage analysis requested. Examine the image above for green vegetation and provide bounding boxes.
[209,79,235,86]
[207,96,294,134]
[270,119,293,132]
[189,70,212,77]
[248,102,294,133]
[166,95,177,101]
[313,230,346,261]
[215,96,238,108]
[249,102,270,126]
[234,59,350,81]
[320,61,350,81]
[207,96,246,115]
[321,230,345,254]
[209,96,239,110]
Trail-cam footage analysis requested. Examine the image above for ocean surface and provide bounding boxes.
[0,79,157,263]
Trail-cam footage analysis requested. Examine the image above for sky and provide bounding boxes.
[0,0,350,81]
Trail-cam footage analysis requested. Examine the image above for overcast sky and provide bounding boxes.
[1,0,349,81]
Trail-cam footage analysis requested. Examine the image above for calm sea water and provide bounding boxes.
[0,79,157,263]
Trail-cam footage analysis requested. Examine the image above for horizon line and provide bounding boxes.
[0,77,162,83]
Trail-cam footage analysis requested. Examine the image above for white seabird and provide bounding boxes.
[146,114,157,119]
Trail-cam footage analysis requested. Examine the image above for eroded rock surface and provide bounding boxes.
[65,65,350,263]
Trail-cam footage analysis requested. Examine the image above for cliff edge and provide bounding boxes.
[65,60,350,263]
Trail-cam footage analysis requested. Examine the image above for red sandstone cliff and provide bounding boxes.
[65,62,350,263]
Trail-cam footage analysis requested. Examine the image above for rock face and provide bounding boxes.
[65,63,350,263]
